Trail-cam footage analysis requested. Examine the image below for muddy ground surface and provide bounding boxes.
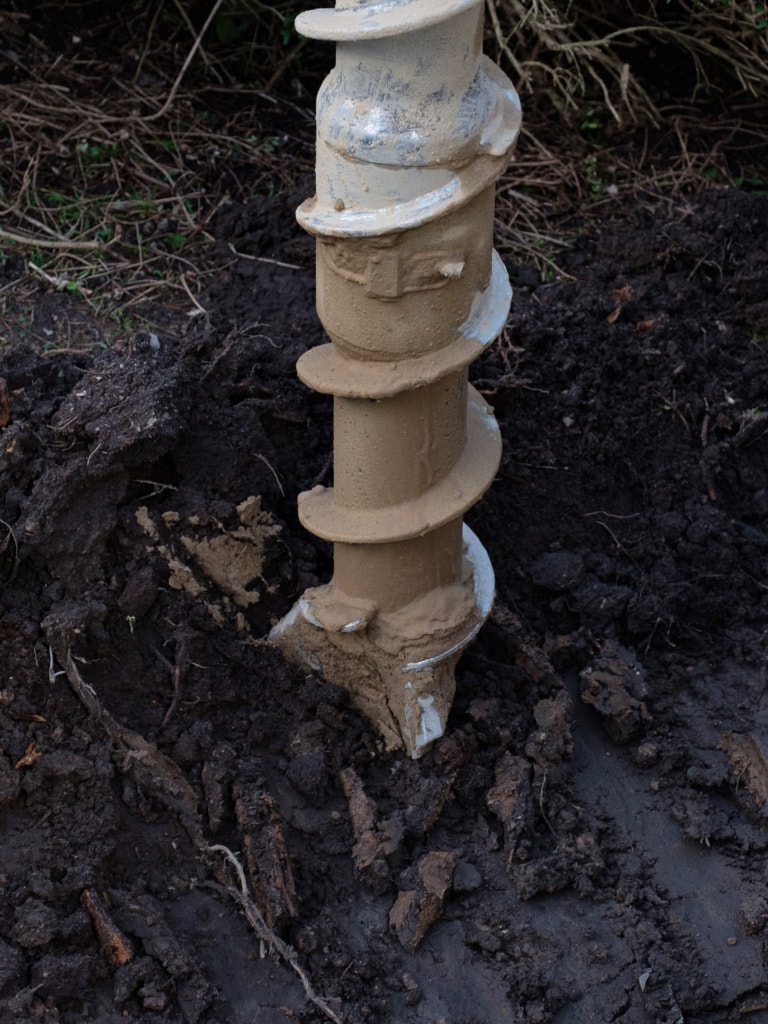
[1,178,768,1023]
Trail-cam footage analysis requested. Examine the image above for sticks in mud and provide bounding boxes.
[46,638,343,1024]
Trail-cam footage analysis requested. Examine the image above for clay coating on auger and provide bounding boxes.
[296,0,480,42]
[270,0,520,757]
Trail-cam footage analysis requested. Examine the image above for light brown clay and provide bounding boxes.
[270,0,521,757]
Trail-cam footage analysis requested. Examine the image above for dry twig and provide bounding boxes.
[206,845,344,1024]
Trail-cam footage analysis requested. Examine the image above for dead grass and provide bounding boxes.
[0,1,313,339]
[486,0,768,125]
[0,0,766,318]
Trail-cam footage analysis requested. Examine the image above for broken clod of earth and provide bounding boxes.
[270,0,522,757]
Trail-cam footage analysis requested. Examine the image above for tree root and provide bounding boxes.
[47,639,344,1024]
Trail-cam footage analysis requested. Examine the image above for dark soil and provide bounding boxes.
[2,134,768,1024]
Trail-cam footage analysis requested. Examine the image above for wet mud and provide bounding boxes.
[1,187,768,1023]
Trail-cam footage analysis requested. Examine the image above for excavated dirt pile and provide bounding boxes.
[1,186,768,1023]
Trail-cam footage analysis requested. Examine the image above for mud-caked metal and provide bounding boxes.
[270,0,521,757]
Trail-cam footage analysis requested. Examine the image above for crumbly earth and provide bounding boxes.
[1,182,768,1024]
